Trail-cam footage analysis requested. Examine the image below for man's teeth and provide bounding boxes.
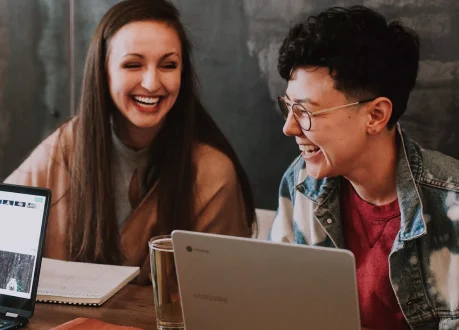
[299,144,320,152]
[133,96,160,105]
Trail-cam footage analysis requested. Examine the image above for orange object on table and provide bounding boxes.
[51,317,144,330]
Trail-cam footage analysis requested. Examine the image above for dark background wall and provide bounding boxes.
[1,0,459,209]
[0,0,68,182]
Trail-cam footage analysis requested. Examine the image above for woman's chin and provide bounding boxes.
[124,112,166,130]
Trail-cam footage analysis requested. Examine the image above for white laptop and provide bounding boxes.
[172,230,360,330]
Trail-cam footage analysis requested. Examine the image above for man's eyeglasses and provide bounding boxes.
[277,96,376,131]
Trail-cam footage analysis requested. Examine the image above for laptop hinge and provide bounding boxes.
[5,312,18,318]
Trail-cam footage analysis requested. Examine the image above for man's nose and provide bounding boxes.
[283,112,303,137]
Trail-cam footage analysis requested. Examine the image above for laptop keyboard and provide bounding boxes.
[0,319,20,329]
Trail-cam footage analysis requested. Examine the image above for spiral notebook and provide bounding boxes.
[36,258,140,306]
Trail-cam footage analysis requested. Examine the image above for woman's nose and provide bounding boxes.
[141,68,160,92]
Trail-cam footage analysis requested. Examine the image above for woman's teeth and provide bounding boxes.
[133,96,160,107]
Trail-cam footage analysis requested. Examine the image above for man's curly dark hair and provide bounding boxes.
[278,5,420,128]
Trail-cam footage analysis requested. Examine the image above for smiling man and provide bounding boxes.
[269,5,459,330]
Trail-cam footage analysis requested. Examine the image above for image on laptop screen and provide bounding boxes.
[0,190,47,300]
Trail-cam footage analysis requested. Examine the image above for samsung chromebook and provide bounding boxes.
[0,184,50,329]
[172,230,360,330]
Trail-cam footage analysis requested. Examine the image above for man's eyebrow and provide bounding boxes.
[285,93,320,106]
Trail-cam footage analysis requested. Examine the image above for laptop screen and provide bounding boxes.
[0,184,50,318]
[0,191,47,299]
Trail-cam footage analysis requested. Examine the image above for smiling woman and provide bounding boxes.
[107,20,182,148]
[4,0,255,284]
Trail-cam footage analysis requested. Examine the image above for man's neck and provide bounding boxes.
[344,130,399,206]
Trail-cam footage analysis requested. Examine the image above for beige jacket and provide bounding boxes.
[5,120,250,284]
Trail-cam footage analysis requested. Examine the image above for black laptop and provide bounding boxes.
[0,184,50,329]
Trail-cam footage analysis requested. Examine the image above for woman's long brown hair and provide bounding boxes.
[68,0,255,264]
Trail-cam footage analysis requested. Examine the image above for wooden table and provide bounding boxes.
[25,284,157,330]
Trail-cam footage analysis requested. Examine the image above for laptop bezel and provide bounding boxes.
[0,183,51,319]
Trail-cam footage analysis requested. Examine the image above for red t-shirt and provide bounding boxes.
[341,179,410,330]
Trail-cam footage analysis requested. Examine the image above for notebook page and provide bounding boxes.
[37,258,139,299]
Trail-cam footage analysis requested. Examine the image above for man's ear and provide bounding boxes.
[366,97,392,135]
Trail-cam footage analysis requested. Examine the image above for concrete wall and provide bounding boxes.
[172,0,459,208]
[1,0,458,209]
[0,0,69,180]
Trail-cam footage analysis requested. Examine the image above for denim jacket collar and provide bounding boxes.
[296,123,427,242]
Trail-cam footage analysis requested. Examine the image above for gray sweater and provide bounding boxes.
[111,128,150,227]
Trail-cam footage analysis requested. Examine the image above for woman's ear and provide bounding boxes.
[366,97,392,135]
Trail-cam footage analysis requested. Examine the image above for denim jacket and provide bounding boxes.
[269,125,459,329]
